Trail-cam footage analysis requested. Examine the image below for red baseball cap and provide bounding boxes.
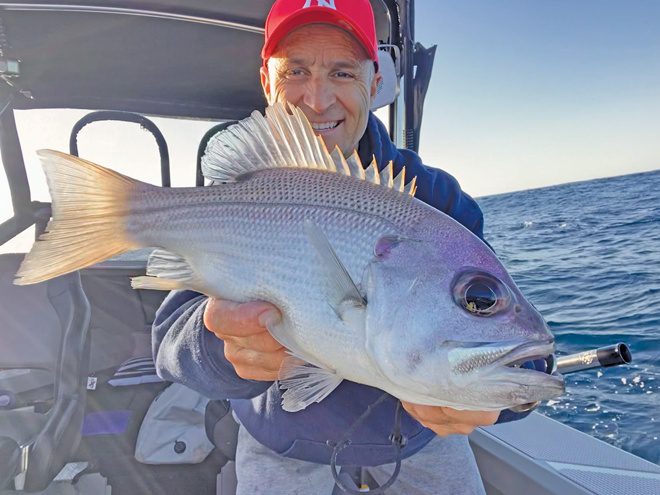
[262,0,378,63]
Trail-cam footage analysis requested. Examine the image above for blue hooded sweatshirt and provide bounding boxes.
[152,113,530,466]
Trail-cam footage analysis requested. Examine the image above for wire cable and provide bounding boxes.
[330,395,406,494]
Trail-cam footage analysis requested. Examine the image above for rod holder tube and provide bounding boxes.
[556,343,632,375]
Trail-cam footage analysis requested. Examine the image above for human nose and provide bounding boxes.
[302,76,335,114]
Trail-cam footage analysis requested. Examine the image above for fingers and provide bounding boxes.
[204,298,286,381]
[204,298,281,337]
[228,330,285,353]
[401,402,499,437]
[223,343,288,381]
[204,298,283,351]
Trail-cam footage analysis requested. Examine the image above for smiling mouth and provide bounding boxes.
[310,121,341,132]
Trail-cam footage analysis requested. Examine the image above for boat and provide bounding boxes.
[1,1,658,493]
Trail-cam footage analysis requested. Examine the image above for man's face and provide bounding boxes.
[261,24,381,156]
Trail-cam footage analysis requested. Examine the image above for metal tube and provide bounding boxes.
[556,343,632,375]
[508,343,632,413]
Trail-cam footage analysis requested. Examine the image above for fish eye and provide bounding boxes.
[464,282,497,314]
[452,271,510,317]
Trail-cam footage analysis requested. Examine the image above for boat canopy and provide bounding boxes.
[0,0,402,119]
[0,0,436,245]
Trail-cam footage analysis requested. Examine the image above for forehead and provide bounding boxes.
[273,24,368,63]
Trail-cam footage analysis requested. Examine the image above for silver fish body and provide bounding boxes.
[16,103,565,412]
[130,167,561,410]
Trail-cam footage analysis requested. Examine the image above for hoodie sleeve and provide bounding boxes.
[152,290,272,400]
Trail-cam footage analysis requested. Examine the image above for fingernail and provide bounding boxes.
[258,309,281,328]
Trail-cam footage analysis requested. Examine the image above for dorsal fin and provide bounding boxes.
[330,146,351,176]
[202,102,416,196]
[364,156,380,185]
[392,165,405,192]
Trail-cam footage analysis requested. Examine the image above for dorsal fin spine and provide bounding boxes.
[275,104,306,167]
[364,157,380,185]
[265,106,297,165]
[320,138,339,172]
[248,112,281,167]
[331,146,351,176]
[393,165,405,192]
[405,176,418,196]
[346,150,365,180]
[383,161,394,188]
[288,104,317,168]
[292,106,327,169]
[202,102,418,197]
[231,125,268,171]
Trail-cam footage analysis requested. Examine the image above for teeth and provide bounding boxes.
[311,121,338,131]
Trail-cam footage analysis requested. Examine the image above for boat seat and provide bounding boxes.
[0,437,20,489]
[77,255,167,373]
[371,45,400,111]
[0,253,91,492]
[205,399,239,463]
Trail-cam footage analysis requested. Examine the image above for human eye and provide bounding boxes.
[333,70,356,79]
[284,67,307,79]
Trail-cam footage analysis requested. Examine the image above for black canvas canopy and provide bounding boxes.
[0,0,401,119]
[0,0,435,245]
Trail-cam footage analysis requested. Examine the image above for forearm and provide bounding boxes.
[152,290,272,399]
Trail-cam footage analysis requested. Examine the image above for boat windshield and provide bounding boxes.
[0,108,220,253]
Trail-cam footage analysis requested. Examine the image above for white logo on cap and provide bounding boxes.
[303,0,336,9]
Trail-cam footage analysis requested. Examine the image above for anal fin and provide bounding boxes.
[131,276,185,291]
[130,248,198,291]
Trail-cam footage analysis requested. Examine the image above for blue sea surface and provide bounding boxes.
[478,169,660,465]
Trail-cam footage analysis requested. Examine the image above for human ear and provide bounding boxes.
[260,65,273,104]
[370,70,383,104]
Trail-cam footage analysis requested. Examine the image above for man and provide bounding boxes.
[153,1,528,493]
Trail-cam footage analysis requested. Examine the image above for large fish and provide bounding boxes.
[15,102,564,412]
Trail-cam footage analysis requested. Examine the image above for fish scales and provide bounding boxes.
[15,103,565,412]
[131,168,423,223]
[126,169,426,372]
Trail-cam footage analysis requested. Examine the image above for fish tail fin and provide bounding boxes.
[14,149,142,285]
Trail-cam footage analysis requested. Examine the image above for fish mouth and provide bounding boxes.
[444,339,565,408]
[494,339,556,370]
[448,338,563,385]
[484,340,565,391]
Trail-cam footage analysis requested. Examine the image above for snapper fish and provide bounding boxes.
[15,102,565,412]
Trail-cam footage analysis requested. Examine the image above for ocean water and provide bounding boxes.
[478,169,660,465]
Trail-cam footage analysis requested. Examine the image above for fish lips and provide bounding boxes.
[448,339,566,395]
[482,340,566,402]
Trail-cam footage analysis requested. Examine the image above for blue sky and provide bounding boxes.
[414,0,660,195]
[1,1,659,251]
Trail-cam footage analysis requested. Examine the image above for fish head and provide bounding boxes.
[362,214,565,410]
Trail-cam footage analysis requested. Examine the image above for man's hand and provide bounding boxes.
[204,298,285,381]
[401,402,499,436]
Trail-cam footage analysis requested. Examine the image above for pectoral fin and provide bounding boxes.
[303,219,366,317]
[278,354,343,412]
